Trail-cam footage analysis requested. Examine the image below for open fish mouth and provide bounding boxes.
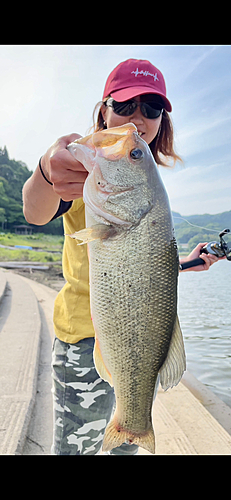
[67,123,140,168]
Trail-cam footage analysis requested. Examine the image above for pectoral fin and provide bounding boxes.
[159,315,186,391]
[66,224,116,245]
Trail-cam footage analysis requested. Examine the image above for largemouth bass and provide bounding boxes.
[67,123,186,454]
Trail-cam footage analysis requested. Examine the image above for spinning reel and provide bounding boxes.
[179,228,231,271]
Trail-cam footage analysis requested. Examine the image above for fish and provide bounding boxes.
[67,123,186,454]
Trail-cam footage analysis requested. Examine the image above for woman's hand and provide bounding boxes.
[41,133,88,201]
[23,133,88,225]
[179,242,226,272]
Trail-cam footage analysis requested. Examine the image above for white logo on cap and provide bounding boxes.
[131,68,159,81]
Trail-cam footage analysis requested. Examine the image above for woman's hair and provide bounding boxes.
[90,98,183,168]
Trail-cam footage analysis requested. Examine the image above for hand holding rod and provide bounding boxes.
[179,258,205,271]
[179,228,231,271]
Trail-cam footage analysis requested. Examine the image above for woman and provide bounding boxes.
[23,58,220,455]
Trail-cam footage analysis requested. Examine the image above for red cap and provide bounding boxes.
[103,58,172,112]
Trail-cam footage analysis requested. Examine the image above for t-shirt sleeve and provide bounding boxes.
[50,199,73,221]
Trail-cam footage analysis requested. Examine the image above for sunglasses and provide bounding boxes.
[106,97,163,120]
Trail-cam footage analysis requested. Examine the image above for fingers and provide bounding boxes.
[52,133,83,150]
[50,152,88,183]
[50,151,88,200]
[186,252,220,272]
[54,182,86,201]
[195,242,208,253]
[180,241,226,273]
[186,242,207,261]
[43,133,89,200]
[200,252,220,267]
[53,169,88,200]
[50,147,86,176]
[199,253,214,271]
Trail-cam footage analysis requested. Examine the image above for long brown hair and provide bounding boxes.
[90,99,183,168]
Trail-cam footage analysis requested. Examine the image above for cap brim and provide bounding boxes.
[110,86,172,112]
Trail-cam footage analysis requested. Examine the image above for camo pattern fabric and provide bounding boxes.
[51,336,138,455]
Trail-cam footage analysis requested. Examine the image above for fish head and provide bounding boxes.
[68,123,162,226]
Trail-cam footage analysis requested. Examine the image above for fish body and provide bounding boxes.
[67,124,186,454]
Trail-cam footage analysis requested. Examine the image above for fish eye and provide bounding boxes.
[130,148,143,160]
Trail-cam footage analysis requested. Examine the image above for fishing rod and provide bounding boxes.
[179,228,231,270]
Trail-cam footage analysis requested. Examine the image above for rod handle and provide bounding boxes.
[179,257,205,271]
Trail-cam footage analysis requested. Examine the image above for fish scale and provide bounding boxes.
[67,123,186,453]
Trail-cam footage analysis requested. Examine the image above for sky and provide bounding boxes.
[0,44,231,216]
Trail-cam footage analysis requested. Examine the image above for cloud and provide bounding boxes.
[182,46,218,80]
[176,113,231,158]
[160,160,231,215]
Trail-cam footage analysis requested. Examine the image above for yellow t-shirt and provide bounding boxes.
[53,198,95,344]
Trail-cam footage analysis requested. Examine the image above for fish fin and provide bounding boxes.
[93,337,113,387]
[159,315,186,391]
[153,373,160,402]
[66,228,96,245]
[102,416,155,454]
[66,224,115,245]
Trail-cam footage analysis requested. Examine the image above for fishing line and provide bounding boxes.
[173,216,219,233]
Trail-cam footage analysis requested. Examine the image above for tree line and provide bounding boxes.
[0,146,63,234]
[173,211,231,251]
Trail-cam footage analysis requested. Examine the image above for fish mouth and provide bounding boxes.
[91,123,140,162]
[68,123,142,171]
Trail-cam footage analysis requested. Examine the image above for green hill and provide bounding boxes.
[0,146,32,229]
[0,146,63,234]
[172,210,231,251]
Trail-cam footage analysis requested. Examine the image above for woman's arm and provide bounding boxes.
[22,133,88,225]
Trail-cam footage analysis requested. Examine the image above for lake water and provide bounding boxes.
[178,259,231,408]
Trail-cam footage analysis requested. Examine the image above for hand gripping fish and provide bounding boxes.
[67,123,186,454]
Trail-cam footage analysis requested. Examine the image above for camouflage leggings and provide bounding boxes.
[51,337,138,455]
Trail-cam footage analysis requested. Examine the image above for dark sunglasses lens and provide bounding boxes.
[141,103,162,119]
[112,100,137,116]
[109,99,163,118]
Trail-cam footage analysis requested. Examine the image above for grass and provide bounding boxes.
[0,232,63,262]
[0,232,64,251]
[0,247,62,262]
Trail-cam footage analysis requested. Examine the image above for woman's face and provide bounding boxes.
[101,94,162,145]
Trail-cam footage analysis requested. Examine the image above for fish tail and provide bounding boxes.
[102,417,155,454]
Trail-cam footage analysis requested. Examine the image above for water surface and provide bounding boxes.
[178,259,231,407]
